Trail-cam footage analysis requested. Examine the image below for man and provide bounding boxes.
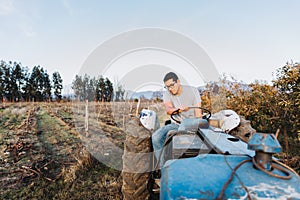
[152,72,202,165]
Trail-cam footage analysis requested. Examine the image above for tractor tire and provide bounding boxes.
[122,116,152,200]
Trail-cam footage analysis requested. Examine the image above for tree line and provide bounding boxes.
[0,60,126,103]
[0,60,63,102]
[72,74,125,102]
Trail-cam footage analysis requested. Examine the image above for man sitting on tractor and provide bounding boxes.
[151,72,202,166]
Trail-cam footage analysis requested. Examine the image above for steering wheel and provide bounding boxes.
[170,107,212,124]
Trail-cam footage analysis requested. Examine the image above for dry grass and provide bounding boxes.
[0,102,124,199]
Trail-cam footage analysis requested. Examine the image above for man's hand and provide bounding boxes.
[165,102,189,115]
[178,106,189,113]
[195,103,202,118]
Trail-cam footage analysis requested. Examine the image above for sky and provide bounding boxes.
[0,0,299,93]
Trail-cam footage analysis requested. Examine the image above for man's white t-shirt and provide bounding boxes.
[163,85,201,118]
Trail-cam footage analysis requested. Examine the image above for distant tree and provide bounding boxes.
[29,66,41,101]
[22,67,31,102]
[114,83,125,101]
[0,61,5,102]
[80,74,96,101]
[226,81,279,132]
[30,66,38,100]
[273,62,300,141]
[104,77,113,102]
[28,66,51,101]
[72,75,84,101]
[0,60,65,102]
[0,61,4,100]
[2,62,13,101]
[10,63,19,102]
[201,79,230,113]
[72,74,95,101]
[87,77,96,101]
[42,70,52,101]
[11,62,24,101]
[52,72,63,101]
[72,74,114,102]
[95,76,105,102]
[82,75,89,100]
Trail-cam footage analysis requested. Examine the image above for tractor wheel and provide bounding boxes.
[122,116,152,200]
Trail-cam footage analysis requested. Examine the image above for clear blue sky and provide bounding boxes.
[1,0,299,90]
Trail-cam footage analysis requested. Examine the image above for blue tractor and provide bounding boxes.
[122,107,300,200]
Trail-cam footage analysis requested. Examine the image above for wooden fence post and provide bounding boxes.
[85,100,89,135]
[136,98,141,117]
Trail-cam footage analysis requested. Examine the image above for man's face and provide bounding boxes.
[164,79,179,95]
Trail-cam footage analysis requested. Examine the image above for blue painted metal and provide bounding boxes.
[248,133,282,153]
[178,118,209,131]
[160,154,300,199]
[200,128,255,156]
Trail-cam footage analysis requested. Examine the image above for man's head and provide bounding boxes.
[163,72,181,95]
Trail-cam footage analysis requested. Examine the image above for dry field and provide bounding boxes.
[0,101,164,200]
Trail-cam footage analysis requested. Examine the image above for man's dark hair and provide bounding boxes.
[163,72,178,82]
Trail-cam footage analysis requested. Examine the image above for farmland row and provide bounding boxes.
[0,103,123,199]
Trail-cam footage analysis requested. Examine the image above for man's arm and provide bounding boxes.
[164,101,189,115]
[165,101,177,115]
[194,102,202,118]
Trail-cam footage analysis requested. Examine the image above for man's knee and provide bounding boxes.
[152,129,162,144]
[152,133,160,144]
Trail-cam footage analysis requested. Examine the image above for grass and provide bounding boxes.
[0,108,27,130]
[1,160,121,200]
[36,108,78,157]
[0,103,123,200]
